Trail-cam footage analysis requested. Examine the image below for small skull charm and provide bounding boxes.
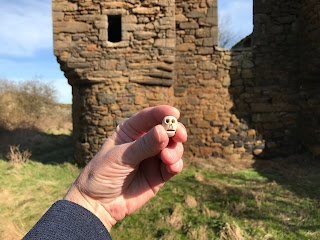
[162,116,178,137]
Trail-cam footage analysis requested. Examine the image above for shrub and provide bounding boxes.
[6,145,32,164]
[0,79,71,132]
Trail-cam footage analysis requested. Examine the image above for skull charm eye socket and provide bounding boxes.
[162,116,178,137]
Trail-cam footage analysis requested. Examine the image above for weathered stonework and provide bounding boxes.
[300,0,320,156]
[52,0,320,166]
[251,0,320,158]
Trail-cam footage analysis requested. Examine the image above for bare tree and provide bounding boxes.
[218,15,241,49]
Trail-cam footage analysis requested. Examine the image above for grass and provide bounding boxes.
[0,130,319,239]
[110,163,320,240]
[0,160,80,240]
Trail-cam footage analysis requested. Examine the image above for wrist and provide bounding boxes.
[64,186,116,232]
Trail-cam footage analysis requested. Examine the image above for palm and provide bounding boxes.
[89,139,170,221]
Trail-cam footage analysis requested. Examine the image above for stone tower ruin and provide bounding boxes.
[52,0,320,166]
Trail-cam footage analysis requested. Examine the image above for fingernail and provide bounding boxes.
[173,108,180,117]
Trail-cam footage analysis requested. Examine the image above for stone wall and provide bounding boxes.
[52,0,320,165]
[53,0,177,86]
[72,82,172,165]
[53,0,179,165]
[300,0,320,156]
[252,0,302,157]
[174,45,265,159]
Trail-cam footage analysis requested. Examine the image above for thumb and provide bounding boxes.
[123,125,169,166]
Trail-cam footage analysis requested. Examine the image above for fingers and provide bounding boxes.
[160,137,184,181]
[167,158,184,175]
[172,123,187,143]
[118,105,180,141]
[122,125,169,166]
[161,141,184,165]
[160,122,187,165]
[160,159,184,182]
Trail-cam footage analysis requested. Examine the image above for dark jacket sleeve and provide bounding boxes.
[23,200,112,240]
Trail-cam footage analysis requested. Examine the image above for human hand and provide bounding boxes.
[64,105,187,231]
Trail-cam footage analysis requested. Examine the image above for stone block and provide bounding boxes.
[198,61,217,71]
[204,111,218,121]
[94,20,107,29]
[54,41,77,50]
[213,136,223,143]
[180,22,199,29]
[186,11,206,18]
[174,87,186,97]
[207,0,218,8]
[234,141,244,148]
[222,75,231,87]
[99,117,113,127]
[253,149,263,156]
[197,120,210,128]
[148,71,172,79]
[67,62,91,69]
[122,23,144,31]
[132,7,160,15]
[210,27,219,40]
[134,31,157,40]
[99,29,108,41]
[199,17,216,26]
[52,3,78,12]
[176,14,188,22]
[135,95,144,105]
[247,129,256,137]
[155,0,171,7]
[200,147,214,156]
[122,112,136,118]
[176,43,196,52]
[52,12,64,22]
[223,145,234,155]
[184,35,195,43]
[211,120,223,127]
[53,22,90,33]
[196,29,211,38]
[86,44,97,52]
[101,60,118,70]
[101,2,128,9]
[123,15,138,23]
[130,75,174,87]
[102,9,126,16]
[207,7,218,19]
[97,93,116,105]
[198,47,214,55]
[203,37,218,47]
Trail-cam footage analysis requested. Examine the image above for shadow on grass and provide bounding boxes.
[0,127,73,165]
[252,155,320,201]
[184,156,320,239]
[113,162,320,239]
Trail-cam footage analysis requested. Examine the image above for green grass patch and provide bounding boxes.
[0,160,80,239]
[110,167,320,240]
[0,157,319,239]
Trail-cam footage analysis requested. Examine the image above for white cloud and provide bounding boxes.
[219,0,253,41]
[0,0,52,57]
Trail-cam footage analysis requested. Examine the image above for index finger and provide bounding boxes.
[119,105,180,140]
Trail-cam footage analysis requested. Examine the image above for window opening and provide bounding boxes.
[108,15,122,43]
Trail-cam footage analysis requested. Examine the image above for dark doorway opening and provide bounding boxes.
[108,15,122,43]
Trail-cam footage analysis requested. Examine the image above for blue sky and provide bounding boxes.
[0,0,252,104]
